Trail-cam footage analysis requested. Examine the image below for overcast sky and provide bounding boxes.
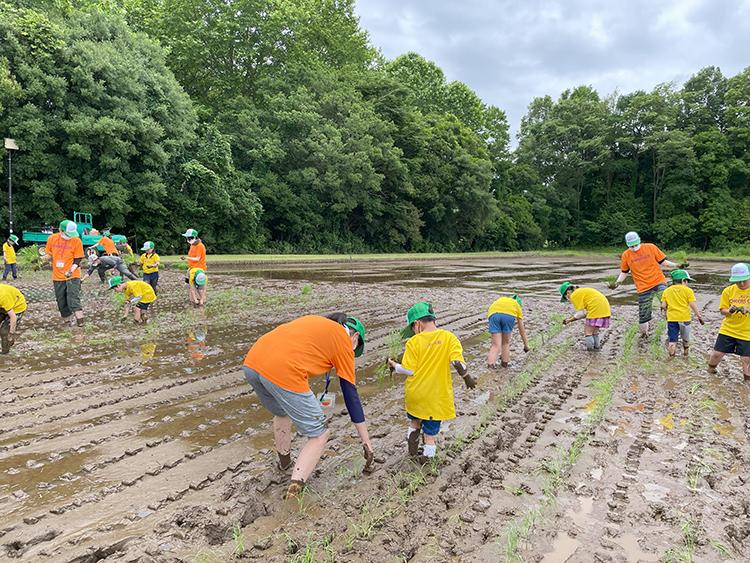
[355,0,750,142]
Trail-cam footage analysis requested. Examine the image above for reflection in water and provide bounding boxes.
[186,325,208,362]
[141,342,156,362]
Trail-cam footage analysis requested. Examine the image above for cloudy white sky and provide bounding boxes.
[355,0,750,141]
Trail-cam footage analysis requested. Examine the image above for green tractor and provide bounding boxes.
[22,212,130,255]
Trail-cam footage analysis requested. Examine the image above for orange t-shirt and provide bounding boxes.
[188,241,207,271]
[244,316,355,393]
[620,243,667,293]
[45,233,85,281]
[98,236,119,255]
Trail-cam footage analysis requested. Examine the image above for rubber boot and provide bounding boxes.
[76,317,84,327]
[593,334,601,350]
[285,479,305,500]
[277,452,293,471]
[683,344,689,358]
[585,335,596,351]
[0,318,10,354]
[407,428,421,458]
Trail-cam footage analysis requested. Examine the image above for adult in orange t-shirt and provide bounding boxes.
[243,314,375,499]
[97,230,119,255]
[612,231,680,337]
[44,220,85,326]
[180,228,207,271]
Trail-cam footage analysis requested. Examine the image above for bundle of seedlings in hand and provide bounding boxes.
[18,246,44,271]
[377,330,404,383]
[671,250,689,267]
[602,275,618,290]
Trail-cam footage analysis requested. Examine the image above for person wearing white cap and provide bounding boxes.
[708,263,750,381]
[611,231,682,338]
[44,220,85,326]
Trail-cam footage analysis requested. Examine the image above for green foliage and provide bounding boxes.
[1,1,748,253]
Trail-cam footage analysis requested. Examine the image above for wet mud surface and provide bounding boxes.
[1,256,749,562]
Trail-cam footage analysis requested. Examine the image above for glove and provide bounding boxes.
[463,373,477,389]
[698,317,705,325]
[523,345,530,353]
[562,318,569,326]
[678,262,690,268]
[362,445,375,474]
[729,306,740,314]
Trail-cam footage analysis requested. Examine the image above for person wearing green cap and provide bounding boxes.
[3,234,19,280]
[44,220,85,326]
[243,313,375,499]
[660,270,704,357]
[0,283,26,353]
[708,263,750,380]
[138,241,160,291]
[560,282,612,351]
[612,231,683,339]
[486,294,530,368]
[187,267,208,306]
[180,228,207,272]
[387,302,476,464]
[108,276,157,323]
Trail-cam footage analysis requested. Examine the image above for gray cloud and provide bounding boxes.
[355,0,750,143]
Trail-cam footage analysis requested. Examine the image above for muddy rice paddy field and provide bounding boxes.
[1,256,749,562]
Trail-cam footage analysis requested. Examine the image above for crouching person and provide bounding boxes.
[109,276,157,324]
[242,313,375,499]
[0,283,27,353]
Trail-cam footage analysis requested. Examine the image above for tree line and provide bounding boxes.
[1,0,748,253]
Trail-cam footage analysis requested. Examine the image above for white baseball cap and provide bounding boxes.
[625,231,640,247]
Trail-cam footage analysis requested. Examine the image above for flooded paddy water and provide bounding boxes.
[1,255,749,562]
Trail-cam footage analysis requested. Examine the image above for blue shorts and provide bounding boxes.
[667,321,691,343]
[143,272,159,288]
[407,413,441,436]
[488,313,516,334]
[244,366,326,437]
[136,301,152,311]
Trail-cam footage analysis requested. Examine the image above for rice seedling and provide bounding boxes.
[231,524,245,557]
[708,539,733,558]
[375,329,403,383]
[671,250,689,266]
[17,245,45,271]
[602,274,618,289]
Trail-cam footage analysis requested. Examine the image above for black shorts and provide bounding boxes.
[136,301,152,311]
[713,333,750,357]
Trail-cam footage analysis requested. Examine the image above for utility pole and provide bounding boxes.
[4,138,18,234]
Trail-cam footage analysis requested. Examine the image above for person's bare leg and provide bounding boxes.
[273,416,293,469]
[501,333,511,367]
[407,419,422,457]
[741,356,750,381]
[639,321,650,338]
[133,308,142,323]
[667,342,676,357]
[707,351,724,374]
[488,333,502,366]
[290,430,330,483]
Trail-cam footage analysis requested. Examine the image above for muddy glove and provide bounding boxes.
[362,445,375,474]
[729,306,742,314]
[678,262,690,268]
[462,373,477,389]
[523,345,530,353]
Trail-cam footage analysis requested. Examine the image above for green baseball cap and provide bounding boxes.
[729,263,750,283]
[8,234,18,244]
[558,282,575,302]
[181,228,198,238]
[194,269,207,286]
[511,293,523,307]
[344,316,366,358]
[59,220,79,238]
[402,302,436,338]
[141,241,155,251]
[670,269,694,282]
[108,275,124,289]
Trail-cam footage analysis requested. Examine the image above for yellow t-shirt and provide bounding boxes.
[719,284,750,340]
[487,297,523,319]
[0,283,27,314]
[140,252,160,274]
[402,329,465,421]
[661,284,696,323]
[570,287,611,319]
[3,242,16,264]
[124,280,157,304]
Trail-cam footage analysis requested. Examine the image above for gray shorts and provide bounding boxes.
[53,279,82,317]
[243,367,327,438]
[637,283,667,324]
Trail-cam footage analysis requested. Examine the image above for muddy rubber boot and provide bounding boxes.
[285,479,305,500]
[0,320,9,354]
[76,318,84,327]
[682,345,689,358]
[277,452,293,471]
[707,364,718,375]
[407,429,421,458]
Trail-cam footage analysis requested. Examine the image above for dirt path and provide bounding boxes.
[1,257,748,562]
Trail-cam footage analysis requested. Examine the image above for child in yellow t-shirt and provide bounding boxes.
[660,270,704,357]
[708,263,750,380]
[387,302,476,464]
[486,294,530,368]
[559,282,612,351]
[109,276,157,323]
[139,241,160,291]
[3,234,18,280]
